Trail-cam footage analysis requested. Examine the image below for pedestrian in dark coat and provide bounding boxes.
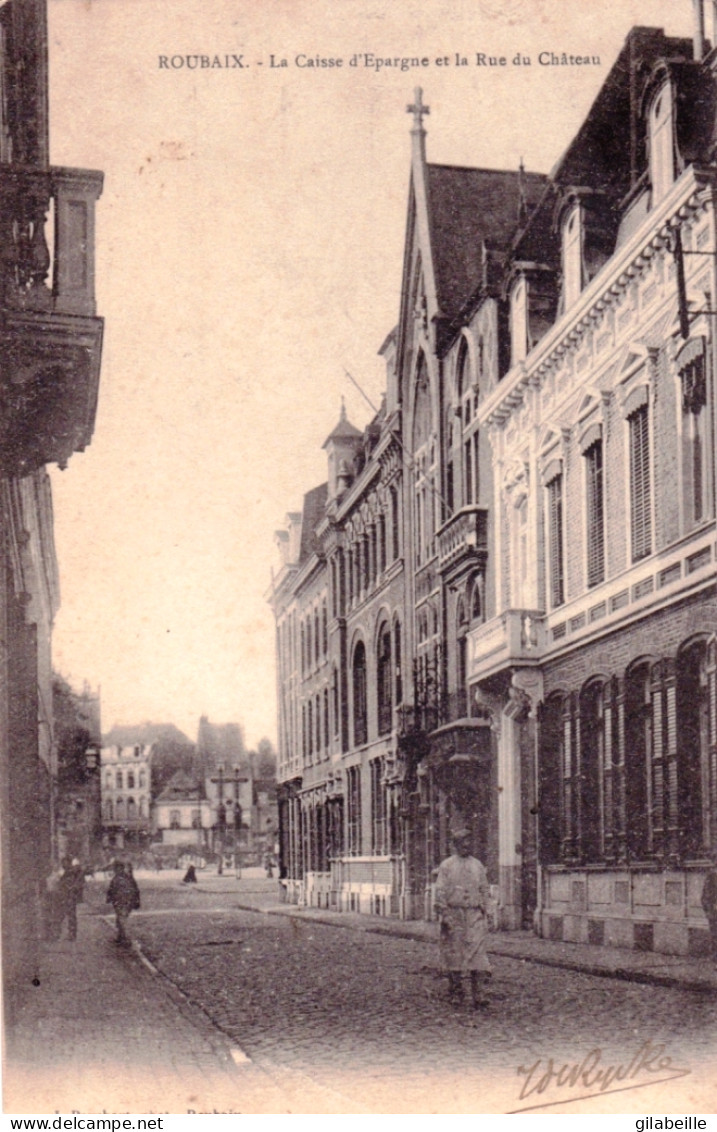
[57,856,85,941]
[701,862,717,965]
[182,864,197,884]
[106,861,140,945]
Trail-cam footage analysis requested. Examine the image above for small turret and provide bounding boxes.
[323,399,362,501]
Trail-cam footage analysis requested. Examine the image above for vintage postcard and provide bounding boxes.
[2,0,717,1118]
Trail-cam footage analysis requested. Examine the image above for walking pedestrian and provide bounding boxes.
[56,856,85,941]
[701,858,717,965]
[106,860,140,946]
[434,826,492,1008]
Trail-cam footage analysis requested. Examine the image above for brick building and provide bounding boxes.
[271,8,717,955]
[0,0,103,1006]
[470,20,717,954]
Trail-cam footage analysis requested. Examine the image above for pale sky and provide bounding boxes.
[46,0,695,747]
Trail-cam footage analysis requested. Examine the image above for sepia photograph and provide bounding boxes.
[1,0,717,1116]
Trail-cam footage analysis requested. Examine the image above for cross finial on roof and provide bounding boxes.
[340,395,346,422]
[518,156,528,226]
[407,87,430,131]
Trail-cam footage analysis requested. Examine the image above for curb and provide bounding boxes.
[234,900,717,995]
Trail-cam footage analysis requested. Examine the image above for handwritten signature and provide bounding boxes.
[512,1039,690,1112]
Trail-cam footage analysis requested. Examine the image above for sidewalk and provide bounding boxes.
[3,906,290,1115]
[193,874,717,995]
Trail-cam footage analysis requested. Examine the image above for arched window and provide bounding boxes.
[139,798,146,818]
[306,619,312,670]
[191,809,201,829]
[624,662,651,860]
[562,204,583,309]
[322,601,328,655]
[104,800,113,821]
[649,82,674,203]
[457,338,478,506]
[115,797,125,820]
[170,809,180,830]
[353,641,367,747]
[676,639,709,857]
[470,579,483,622]
[116,771,123,789]
[105,771,112,788]
[377,624,392,736]
[127,772,135,790]
[413,355,434,566]
[511,277,527,366]
[579,681,604,861]
[314,610,320,664]
[127,797,137,820]
[139,770,146,789]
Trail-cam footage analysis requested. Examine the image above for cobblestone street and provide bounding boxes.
[120,874,717,1113]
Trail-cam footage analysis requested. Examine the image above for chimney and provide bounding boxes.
[694,0,705,60]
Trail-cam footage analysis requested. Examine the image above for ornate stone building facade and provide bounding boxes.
[0,0,103,1005]
[272,12,717,955]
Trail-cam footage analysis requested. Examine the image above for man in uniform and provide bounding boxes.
[434,826,491,1007]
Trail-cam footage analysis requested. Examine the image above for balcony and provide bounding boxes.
[467,608,546,683]
[437,506,488,583]
[0,164,104,475]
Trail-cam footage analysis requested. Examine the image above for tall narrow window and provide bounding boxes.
[377,624,392,736]
[394,621,402,707]
[585,439,605,587]
[676,640,709,858]
[680,344,708,528]
[547,474,564,607]
[390,486,400,560]
[562,205,582,309]
[332,665,339,738]
[629,404,652,561]
[370,758,387,855]
[323,687,330,749]
[464,438,473,504]
[347,766,362,855]
[579,681,604,861]
[352,641,367,747]
[624,663,651,860]
[649,83,674,203]
[307,700,313,758]
[511,277,528,365]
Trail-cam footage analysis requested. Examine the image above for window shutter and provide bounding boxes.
[629,405,651,561]
[547,474,564,606]
[585,440,604,587]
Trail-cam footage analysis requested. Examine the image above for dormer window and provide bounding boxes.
[649,82,674,203]
[510,277,527,366]
[562,205,582,310]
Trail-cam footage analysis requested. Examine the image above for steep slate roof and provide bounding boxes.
[513,28,710,265]
[299,482,328,563]
[156,769,203,803]
[425,164,547,320]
